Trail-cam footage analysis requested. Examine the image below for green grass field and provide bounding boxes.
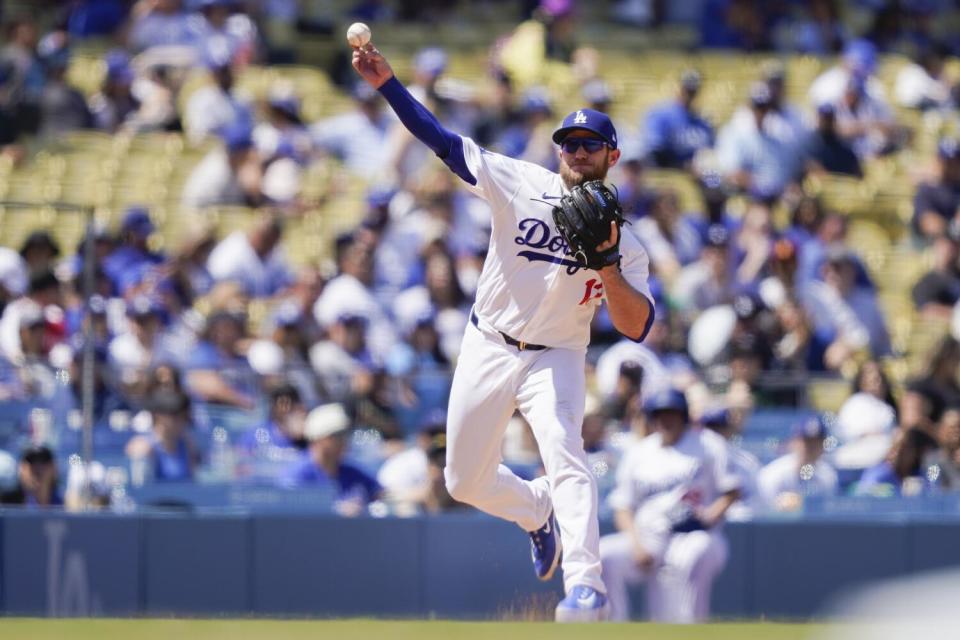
[0,620,823,640]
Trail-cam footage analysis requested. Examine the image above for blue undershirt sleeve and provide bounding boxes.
[377,76,477,185]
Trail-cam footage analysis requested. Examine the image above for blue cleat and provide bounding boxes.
[529,510,562,581]
[555,585,610,623]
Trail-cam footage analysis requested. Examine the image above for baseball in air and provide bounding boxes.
[346,22,371,48]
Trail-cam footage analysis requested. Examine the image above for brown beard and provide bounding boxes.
[559,150,610,190]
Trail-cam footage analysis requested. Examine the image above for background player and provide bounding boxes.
[351,41,655,621]
[600,388,740,622]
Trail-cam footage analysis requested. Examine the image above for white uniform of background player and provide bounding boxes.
[351,42,655,620]
[601,389,740,622]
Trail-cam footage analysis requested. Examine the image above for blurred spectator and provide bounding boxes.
[0,18,45,110]
[390,247,469,361]
[635,190,703,283]
[377,409,446,512]
[0,247,28,318]
[185,310,257,409]
[833,75,900,159]
[311,81,393,177]
[257,301,321,408]
[126,390,199,483]
[206,214,292,297]
[701,408,760,521]
[581,77,612,114]
[128,0,194,53]
[253,88,312,164]
[804,103,862,177]
[37,32,93,139]
[612,141,657,220]
[19,231,60,275]
[912,138,960,242]
[912,230,960,319]
[385,311,451,431]
[495,0,581,87]
[108,296,170,395]
[126,62,181,133]
[494,86,555,167]
[777,0,846,54]
[833,359,899,470]
[308,312,375,404]
[0,445,61,507]
[472,69,517,149]
[809,39,885,107]
[731,198,777,290]
[89,50,139,133]
[0,269,61,362]
[184,50,252,146]
[102,207,165,295]
[643,70,714,170]
[313,231,396,361]
[757,416,839,511]
[856,428,940,497]
[1,302,56,400]
[715,82,803,197]
[673,224,737,315]
[190,0,260,67]
[895,43,952,111]
[913,336,960,411]
[64,460,115,512]
[167,221,217,301]
[280,403,382,516]
[801,246,891,370]
[237,382,306,481]
[182,122,263,207]
[935,408,960,489]
[64,343,129,424]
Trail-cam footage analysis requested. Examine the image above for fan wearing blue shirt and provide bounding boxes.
[102,207,165,295]
[280,403,382,515]
[643,70,715,169]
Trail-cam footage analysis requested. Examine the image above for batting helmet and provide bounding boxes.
[642,388,689,421]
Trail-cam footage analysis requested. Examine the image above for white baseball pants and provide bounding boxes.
[444,319,604,595]
[600,529,729,622]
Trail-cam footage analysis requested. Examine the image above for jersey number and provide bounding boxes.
[578,279,604,305]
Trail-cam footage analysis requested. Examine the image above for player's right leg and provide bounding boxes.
[443,321,551,531]
[599,532,647,622]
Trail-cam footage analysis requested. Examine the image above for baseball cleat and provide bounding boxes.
[529,510,562,581]
[555,585,610,623]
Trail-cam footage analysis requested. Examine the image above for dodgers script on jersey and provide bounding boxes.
[456,136,652,350]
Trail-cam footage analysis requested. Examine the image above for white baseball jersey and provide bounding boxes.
[457,136,653,349]
[607,427,739,557]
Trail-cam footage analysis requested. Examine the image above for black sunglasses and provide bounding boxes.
[560,137,608,154]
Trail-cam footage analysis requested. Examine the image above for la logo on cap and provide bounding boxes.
[573,110,587,124]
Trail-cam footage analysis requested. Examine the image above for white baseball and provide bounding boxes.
[346,22,371,48]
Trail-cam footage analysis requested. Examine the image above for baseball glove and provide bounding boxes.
[552,180,626,270]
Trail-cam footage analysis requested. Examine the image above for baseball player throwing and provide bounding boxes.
[601,388,740,622]
[352,41,654,622]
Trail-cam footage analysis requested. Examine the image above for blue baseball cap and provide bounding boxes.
[844,39,877,78]
[121,206,155,236]
[701,408,729,428]
[791,416,829,440]
[642,388,688,417]
[552,108,618,149]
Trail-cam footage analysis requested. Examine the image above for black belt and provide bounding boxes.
[471,311,548,351]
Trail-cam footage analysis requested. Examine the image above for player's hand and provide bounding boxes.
[352,43,394,89]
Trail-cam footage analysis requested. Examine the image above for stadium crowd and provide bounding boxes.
[0,0,960,522]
